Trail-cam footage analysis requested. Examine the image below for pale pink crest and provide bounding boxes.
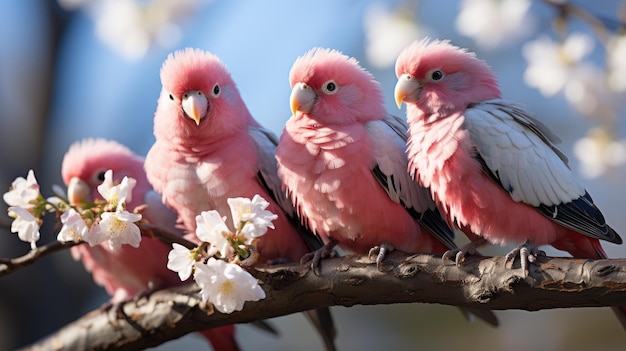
[395,38,501,115]
[61,138,148,209]
[160,48,233,99]
[153,48,257,147]
[289,47,386,123]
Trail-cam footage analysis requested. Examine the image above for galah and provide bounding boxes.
[144,48,336,350]
[394,38,625,328]
[276,47,498,327]
[62,138,239,351]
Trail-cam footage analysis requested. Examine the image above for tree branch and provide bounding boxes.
[0,223,193,277]
[0,240,81,277]
[21,252,626,351]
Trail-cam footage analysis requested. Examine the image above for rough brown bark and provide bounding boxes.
[21,252,626,351]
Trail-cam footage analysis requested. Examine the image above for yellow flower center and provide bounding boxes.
[109,193,119,207]
[109,216,127,234]
[218,280,236,296]
[67,227,80,242]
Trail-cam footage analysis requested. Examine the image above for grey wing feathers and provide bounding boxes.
[248,125,324,250]
[143,189,184,236]
[249,126,337,351]
[367,115,456,250]
[248,125,299,218]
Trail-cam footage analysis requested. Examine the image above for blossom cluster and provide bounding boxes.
[3,170,271,315]
[3,170,142,250]
[167,195,273,314]
[521,32,626,178]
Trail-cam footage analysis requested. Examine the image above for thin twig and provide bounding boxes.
[0,223,196,278]
[0,240,82,277]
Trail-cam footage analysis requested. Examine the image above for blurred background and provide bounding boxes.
[1,0,625,350]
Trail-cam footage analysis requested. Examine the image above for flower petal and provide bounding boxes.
[167,243,196,281]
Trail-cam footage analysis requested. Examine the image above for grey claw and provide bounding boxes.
[505,240,546,276]
[443,238,487,267]
[368,242,394,271]
[301,239,337,276]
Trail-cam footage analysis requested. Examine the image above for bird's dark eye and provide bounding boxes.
[322,80,338,95]
[430,69,444,81]
[92,169,107,184]
[169,94,174,100]
[212,84,221,97]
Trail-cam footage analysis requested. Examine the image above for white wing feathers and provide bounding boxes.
[463,100,585,207]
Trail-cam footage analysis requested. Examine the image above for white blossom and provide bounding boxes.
[456,0,534,49]
[607,34,626,92]
[3,170,40,208]
[7,206,40,249]
[194,258,265,314]
[228,195,277,242]
[523,33,594,97]
[563,64,617,119]
[363,3,426,69]
[81,223,107,248]
[87,210,142,250]
[57,208,89,243]
[167,243,196,281]
[523,33,619,120]
[195,210,233,259]
[97,170,136,210]
[573,128,626,178]
[58,0,209,60]
[45,196,65,211]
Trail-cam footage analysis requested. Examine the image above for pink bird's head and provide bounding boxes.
[394,38,501,117]
[155,48,253,142]
[289,47,386,125]
[61,138,148,208]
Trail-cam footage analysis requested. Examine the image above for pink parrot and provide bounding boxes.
[62,138,239,351]
[144,48,337,350]
[394,38,625,328]
[275,47,498,326]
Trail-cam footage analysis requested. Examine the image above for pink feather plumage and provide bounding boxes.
[144,48,337,350]
[277,48,452,256]
[144,48,312,264]
[395,38,625,328]
[277,48,502,328]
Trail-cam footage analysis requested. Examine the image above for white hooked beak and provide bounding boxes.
[67,177,91,205]
[394,73,421,109]
[182,90,209,125]
[290,82,317,115]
